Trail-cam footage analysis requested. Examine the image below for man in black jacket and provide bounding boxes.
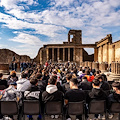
[107,82,120,119]
[62,74,72,93]
[42,76,63,119]
[35,73,46,92]
[96,75,110,91]
[24,78,41,120]
[88,79,107,119]
[78,76,92,90]
[0,73,8,90]
[64,78,85,120]
[42,76,63,103]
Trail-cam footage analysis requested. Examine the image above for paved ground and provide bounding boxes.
[3,113,120,120]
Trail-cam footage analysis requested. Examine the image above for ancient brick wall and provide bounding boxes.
[96,34,120,64]
[114,40,120,62]
[0,49,31,65]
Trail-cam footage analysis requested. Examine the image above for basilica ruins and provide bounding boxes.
[38,30,120,65]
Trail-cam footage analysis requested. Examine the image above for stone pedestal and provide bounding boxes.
[92,62,99,70]
[84,61,88,67]
[0,63,9,74]
[99,62,108,73]
[88,62,92,69]
[110,62,120,81]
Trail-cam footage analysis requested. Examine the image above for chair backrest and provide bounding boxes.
[89,100,106,114]
[68,101,84,115]
[110,102,120,113]
[1,101,18,115]
[24,100,40,115]
[45,101,62,115]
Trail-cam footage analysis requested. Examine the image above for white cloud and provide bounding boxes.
[0,0,37,10]
[9,32,42,45]
[0,0,120,57]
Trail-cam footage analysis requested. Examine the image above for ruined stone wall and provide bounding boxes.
[97,34,120,64]
[0,49,31,65]
[108,44,113,64]
[83,49,94,62]
[114,40,120,62]
[33,49,40,63]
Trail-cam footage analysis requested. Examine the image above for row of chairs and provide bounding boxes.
[0,100,120,120]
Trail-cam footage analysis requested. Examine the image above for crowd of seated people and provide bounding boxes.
[0,62,120,120]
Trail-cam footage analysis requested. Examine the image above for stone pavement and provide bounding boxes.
[5,113,120,120]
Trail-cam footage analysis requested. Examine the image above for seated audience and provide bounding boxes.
[108,82,120,119]
[35,73,46,92]
[0,82,19,120]
[17,73,31,91]
[62,74,72,93]
[0,73,8,90]
[84,69,94,82]
[78,76,92,90]
[42,77,63,119]
[64,78,85,120]
[88,79,107,119]
[8,72,18,85]
[24,78,41,120]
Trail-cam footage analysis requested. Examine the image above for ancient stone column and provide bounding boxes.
[68,48,70,61]
[73,48,75,62]
[40,50,42,64]
[88,62,92,69]
[110,62,120,81]
[63,48,65,62]
[94,48,98,62]
[79,48,83,63]
[92,62,99,70]
[68,34,70,44]
[57,48,60,61]
[52,48,54,62]
[100,62,108,73]
[111,62,114,73]
[84,61,88,67]
[46,48,49,61]
[101,45,103,63]
[0,63,9,74]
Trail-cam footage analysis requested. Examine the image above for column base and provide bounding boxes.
[0,63,10,75]
[109,73,120,81]
[0,70,10,75]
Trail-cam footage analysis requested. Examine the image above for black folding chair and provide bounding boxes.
[67,101,85,120]
[23,100,41,120]
[88,100,107,119]
[1,101,18,120]
[44,101,64,120]
[110,102,120,120]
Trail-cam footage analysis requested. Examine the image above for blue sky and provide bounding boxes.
[0,0,120,58]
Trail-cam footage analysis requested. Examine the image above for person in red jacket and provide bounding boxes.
[45,61,49,67]
[84,69,94,82]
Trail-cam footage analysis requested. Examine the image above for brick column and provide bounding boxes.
[80,48,83,63]
[68,48,70,61]
[94,48,98,62]
[100,62,108,72]
[68,34,70,44]
[110,62,120,81]
[46,48,49,61]
[63,48,65,62]
[52,48,54,62]
[40,50,42,64]
[73,48,75,62]
[57,48,59,61]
